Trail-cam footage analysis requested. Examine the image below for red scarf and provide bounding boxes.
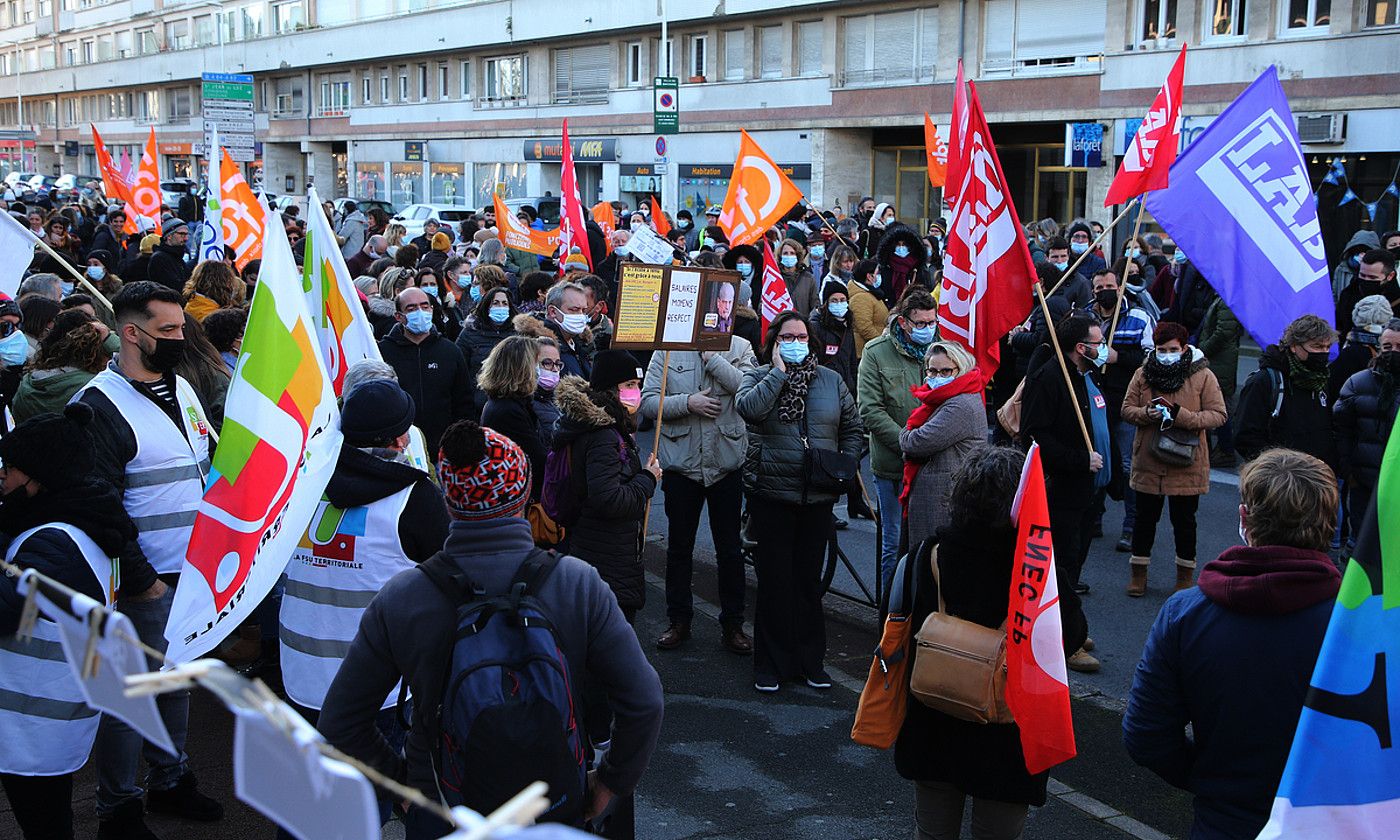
[899,370,986,510]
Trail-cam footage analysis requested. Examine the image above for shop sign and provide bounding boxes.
[523,138,618,162]
[1064,122,1105,168]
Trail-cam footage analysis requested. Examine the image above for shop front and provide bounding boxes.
[523,137,617,207]
[159,142,195,180]
[619,163,664,211]
[677,163,812,216]
[1,138,39,177]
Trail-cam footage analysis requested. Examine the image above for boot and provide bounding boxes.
[1174,559,1196,592]
[721,623,753,655]
[97,799,161,840]
[146,771,224,822]
[217,623,261,665]
[1066,648,1100,673]
[655,622,690,650]
[1126,558,1150,597]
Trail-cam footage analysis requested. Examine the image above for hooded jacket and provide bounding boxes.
[1235,345,1339,470]
[514,313,595,380]
[551,376,656,610]
[12,366,97,425]
[1331,229,1379,301]
[323,444,449,563]
[1122,348,1228,497]
[376,323,472,456]
[1124,545,1339,840]
[146,242,191,293]
[875,224,932,302]
[337,209,369,260]
[640,340,755,487]
[847,279,890,358]
[1334,364,1400,488]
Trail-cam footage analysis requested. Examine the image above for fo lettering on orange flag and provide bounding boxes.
[220,150,263,270]
[924,114,948,188]
[1007,444,1077,775]
[125,127,162,236]
[493,193,559,257]
[91,125,134,208]
[650,196,671,237]
[591,201,616,255]
[718,130,803,247]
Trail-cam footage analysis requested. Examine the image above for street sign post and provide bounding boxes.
[201,73,255,163]
[653,76,679,135]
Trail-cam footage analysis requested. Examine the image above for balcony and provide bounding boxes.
[837,66,933,88]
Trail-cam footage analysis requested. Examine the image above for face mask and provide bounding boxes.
[676,219,690,229]
[60,281,74,296]
[778,341,810,364]
[1378,350,1400,375]
[1155,350,1183,365]
[1126,248,1141,259]
[404,309,433,334]
[454,274,470,289]
[828,301,849,318]
[103,332,121,355]
[559,312,589,335]
[86,265,106,280]
[1305,350,1329,370]
[883,215,895,226]
[1070,241,1089,255]
[926,374,954,390]
[780,254,797,269]
[468,284,482,301]
[869,273,882,288]
[537,367,560,390]
[421,285,438,298]
[1349,254,1361,270]
[908,325,935,345]
[136,329,186,373]
[1051,261,1069,272]
[837,269,852,281]
[893,245,910,259]
[809,245,825,259]
[736,262,753,278]
[1094,289,1118,310]
[1084,341,1108,368]
[0,330,28,367]
[618,386,642,412]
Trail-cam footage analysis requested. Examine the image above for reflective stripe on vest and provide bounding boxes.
[278,485,414,711]
[0,523,115,775]
[82,368,211,575]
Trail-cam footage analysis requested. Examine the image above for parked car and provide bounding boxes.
[504,196,561,225]
[392,203,477,239]
[160,178,197,208]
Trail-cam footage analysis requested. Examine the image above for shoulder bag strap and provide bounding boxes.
[928,545,946,615]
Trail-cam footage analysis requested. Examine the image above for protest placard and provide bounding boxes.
[611,262,739,352]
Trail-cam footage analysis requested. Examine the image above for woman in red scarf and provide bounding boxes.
[900,341,988,550]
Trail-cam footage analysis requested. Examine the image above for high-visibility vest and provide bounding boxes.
[278,485,414,710]
[0,523,115,775]
[82,368,211,575]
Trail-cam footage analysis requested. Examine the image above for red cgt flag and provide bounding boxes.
[758,238,792,341]
[1007,444,1077,775]
[939,62,1037,377]
[1105,45,1187,206]
[558,118,592,272]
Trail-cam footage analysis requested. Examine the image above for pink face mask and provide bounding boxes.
[619,386,642,411]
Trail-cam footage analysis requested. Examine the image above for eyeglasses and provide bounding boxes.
[539,359,564,371]
[906,317,938,330]
[775,334,807,344]
[926,365,958,377]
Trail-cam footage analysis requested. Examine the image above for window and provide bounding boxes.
[319,79,350,116]
[460,60,471,98]
[362,75,371,104]
[723,29,746,80]
[318,0,354,26]
[797,20,822,77]
[656,38,674,77]
[136,89,158,122]
[843,9,939,85]
[1140,0,1179,42]
[80,40,93,64]
[553,44,609,103]
[64,43,77,66]
[137,28,156,54]
[438,63,449,99]
[687,34,706,79]
[1283,0,1330,30]
[166,87,192,121]
[484,54,527,103]
[418,63,428,100]
[380,72,389,102]
[115,30,132,58]
[272,76,303,117]
[64,98,77,127]
[164,19,189,50]
[193,14,214,46]
[272,0,302,33]
[983,0,1107,74]
[758,25,782,78]
[1368,0,1399,24]
[1204,0,1247,38]
[398,67,408,101]
[625,41,644,86]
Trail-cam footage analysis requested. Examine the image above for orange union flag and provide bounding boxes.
[125,127,162,236]
[493,193,559,257]
[220,150,263,270]
[718,130,803,246]
[591,201,616,255]
[924,114,948,188]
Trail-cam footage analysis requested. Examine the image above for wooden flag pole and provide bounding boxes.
[1046,199,1140,299]
[640,350,671,540]
[1034,282,1095,454]
[30,237,116,313]
[799,200,856,250]
[1105,199,1151,362]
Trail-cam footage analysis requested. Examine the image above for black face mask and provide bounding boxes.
[135,325,187,373]
[1379,350,1400,375]
[1304,350,1330,371]
[1094,289,1118,310]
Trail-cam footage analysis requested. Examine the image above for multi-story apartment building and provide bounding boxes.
[0,0,1396,230]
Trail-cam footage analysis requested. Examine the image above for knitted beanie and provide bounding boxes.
[0,403,96,490]
[436,421,532,521]
[340,380,415,447]
[590,349,643,391]
[563,247,590,273]
[431,232,451,252]
[1353,294,1394,333]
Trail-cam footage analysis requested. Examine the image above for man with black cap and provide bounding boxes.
[676,208,699,251]
[145,220,192,294]
[0,404,139,840]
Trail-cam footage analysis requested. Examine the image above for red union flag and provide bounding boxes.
[759,238,792,339]
[1105,45,1187,206]
[1007,444,1077,774]
[558,118,592,272]
[939,66,1037,376]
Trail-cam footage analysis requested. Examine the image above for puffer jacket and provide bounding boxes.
[1334,365,1400,487]
[875,224,932,301]
[1235,345,1339,471]
[639,339,755,487]
[454,314,515,419]
[736,361,865,506]
[551,376,656,610]
[1122,348,1228,497]
[857,330,925,480]
[847,280,889,358]
[1196,296,1242,397]
[899,391,986,549]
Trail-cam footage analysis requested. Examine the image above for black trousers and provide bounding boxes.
[1131,492,1201,563]
[751,497,832,681]
[662,470,746,627]
[0,772,73,840]
[1046,477,1103,589]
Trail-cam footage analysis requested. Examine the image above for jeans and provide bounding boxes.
[873,476,904,595]
[95,584,189,816]
[751,497,833,682]
[661,470,746,627]
[1131,492,1201,565]
[1,772,74,840]
[914,779,1028,840]
[1113,419,1137,534]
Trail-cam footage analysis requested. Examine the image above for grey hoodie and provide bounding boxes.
[337,209,369,260]
[1332,229,1379,299]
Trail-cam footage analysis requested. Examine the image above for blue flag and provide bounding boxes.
[1144,67,1332,349]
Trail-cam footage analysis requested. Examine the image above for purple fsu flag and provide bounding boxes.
[1145,67,1332,349]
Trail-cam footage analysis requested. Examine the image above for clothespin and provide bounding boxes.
[16,569,41,643]
[123,659,218,698]
[81,605,105,679]
[452,781,550,840]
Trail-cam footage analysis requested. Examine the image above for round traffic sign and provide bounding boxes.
[655,137,668,156]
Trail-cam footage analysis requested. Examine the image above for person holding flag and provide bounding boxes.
[1124,448,1342,840]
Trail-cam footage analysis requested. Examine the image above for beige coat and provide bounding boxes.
[1122,348,1228,496]
[639,338,757,487]
[847,280,889,359]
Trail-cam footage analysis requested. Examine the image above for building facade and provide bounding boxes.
[1,0,1397,231]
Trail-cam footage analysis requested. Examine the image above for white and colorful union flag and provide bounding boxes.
[164,199,342,664]
[1143,67,1332,350]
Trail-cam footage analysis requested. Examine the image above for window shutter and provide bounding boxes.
[1015,0,1106,61]
[872,10,916,81]
[982,0,1015,71]
[723,30,746,79]
[919,9,939,79]
[759,25,782,77]
[797,21,822,76]
[842,15,868,81]
[554,44,610,103]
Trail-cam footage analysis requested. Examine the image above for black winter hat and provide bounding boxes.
[0,402,96,490]
[341,379,416,446]
[721,244,762,273]
[590,349,644,391]
[1067,221,1093,241]
[821,279,847,304]
[0,297,19,320]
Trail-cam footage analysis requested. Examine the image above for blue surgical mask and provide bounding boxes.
[1070,241,1089,255]
[454,274,470,288]
[908,325,935,345]
[86,265,106,280]
[404,309,433,334]
[560,312,590,335]
[489,305,510,324]
[778,341,810,364]
[780,254,797,269]
[421,285,439,298]
[60,281,75,296]
[1087,341,1108,368]
[1156,350,1183,365]
[1173,250,1187,264]
[1349,254,1361,269]
[926,375,955,390]
[1051,261,1069,272]
[809,245,825,259]
[893,245,910,258]
[869,273,882,289]
[737,262,753,278]
[0,330,28,366]
[828,301,849,318]
[469,284,482,301]
[1126,247,1141,259]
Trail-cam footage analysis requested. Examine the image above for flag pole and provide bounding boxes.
[30,237,115,313]
[1046,199,1139,299]
[641,350,671,540]
[1105,199,1150,363]
[799,199,855,250]
[1033,281,1094,453]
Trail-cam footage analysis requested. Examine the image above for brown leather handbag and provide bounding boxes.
[909,547,1014,725]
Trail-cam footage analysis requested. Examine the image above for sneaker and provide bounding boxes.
[146,772,224,823]
[97,800,161,840]
[754,674,780,693]
[1066,648,1101,673]
[833,517,849,530]
[805,671,833,690]
[1116,533,1132,553]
